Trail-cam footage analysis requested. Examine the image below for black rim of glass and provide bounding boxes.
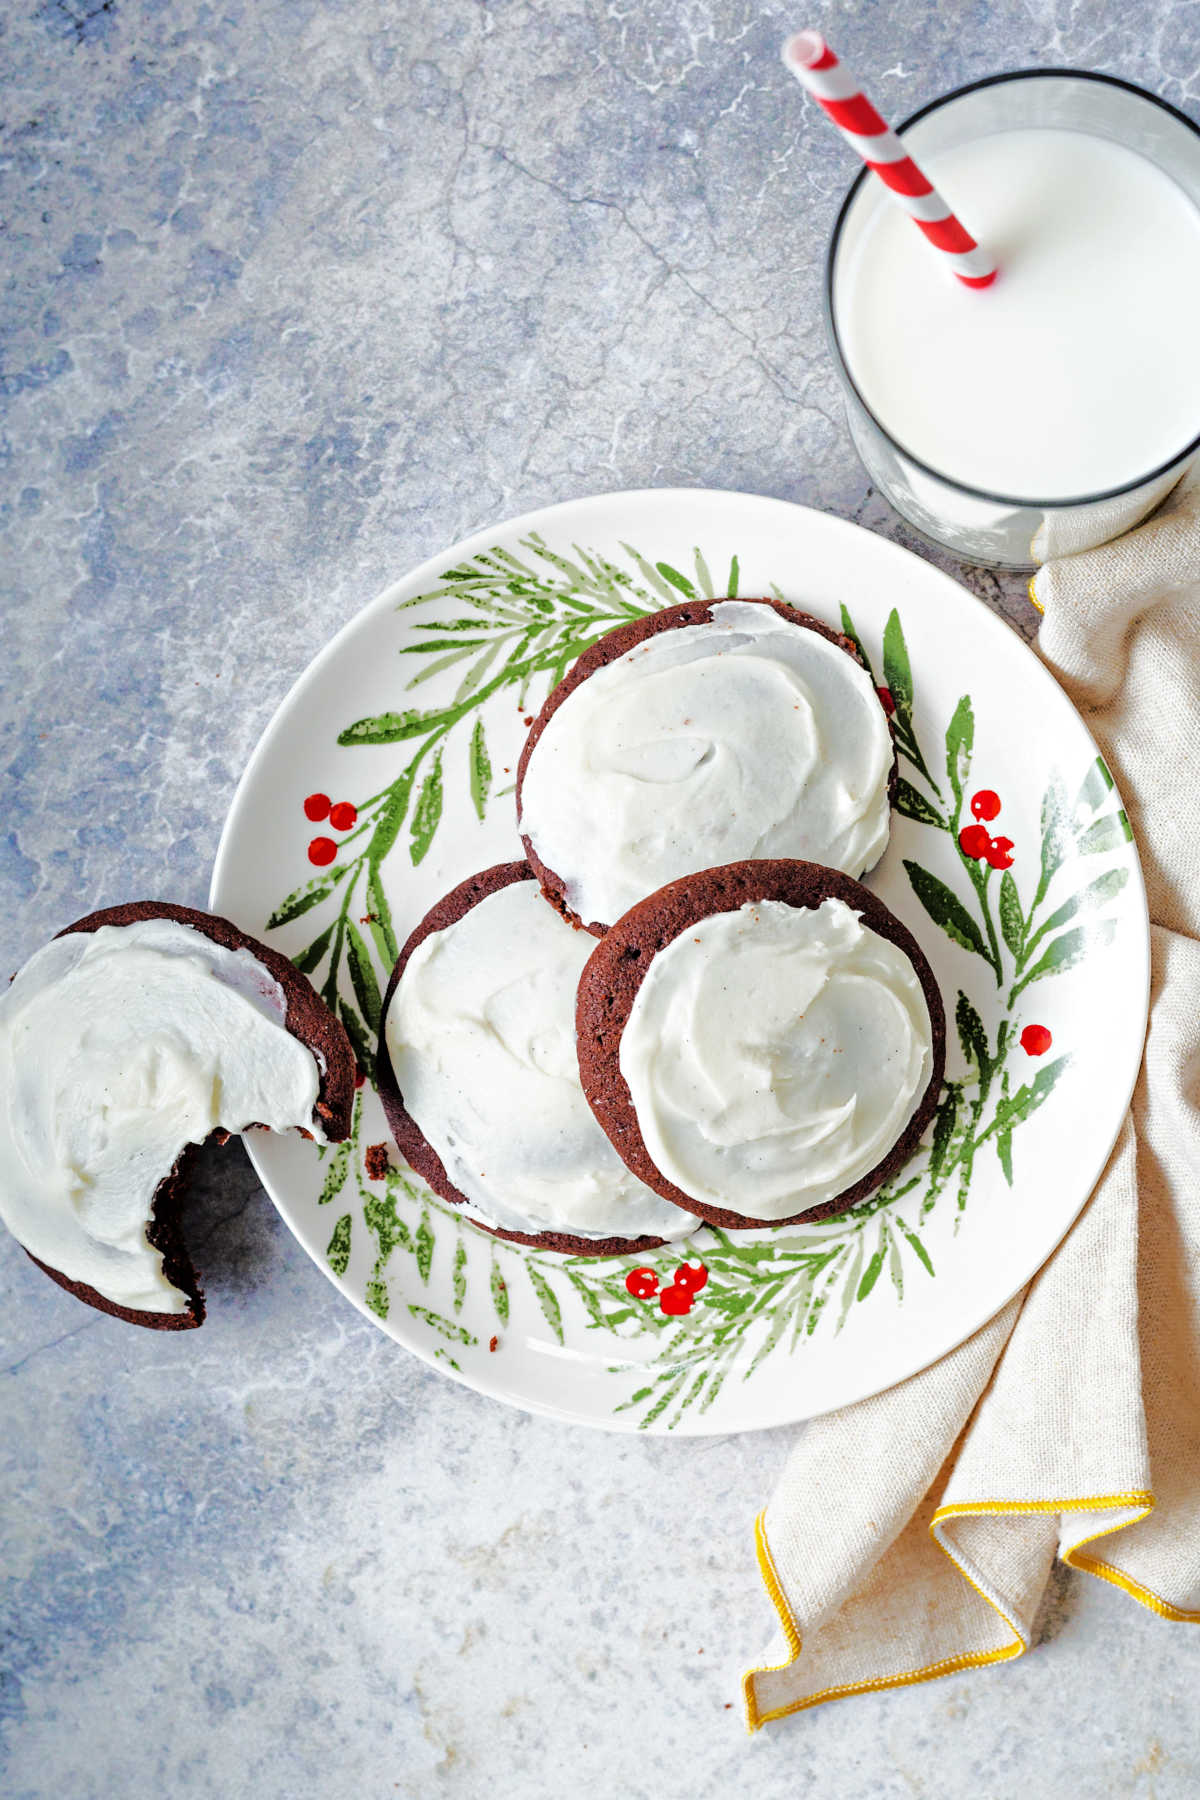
[823,68,1200,510]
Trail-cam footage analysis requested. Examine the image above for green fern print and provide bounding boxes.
[271,535,1132,1430]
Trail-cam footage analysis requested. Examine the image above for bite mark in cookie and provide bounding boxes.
[1,901,356,1328]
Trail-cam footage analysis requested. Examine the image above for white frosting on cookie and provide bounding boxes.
[385,880,698,1242]
[518,601,893,928]
[619,898,933,1221]
[0,919,327,1314]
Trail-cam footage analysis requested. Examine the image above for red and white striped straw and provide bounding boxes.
[782,30,997,289]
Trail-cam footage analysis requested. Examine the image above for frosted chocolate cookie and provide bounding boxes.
[517,598,895,935]
[377,863,700,1255]
[0,902,356,1329]
[576,861,944,1230]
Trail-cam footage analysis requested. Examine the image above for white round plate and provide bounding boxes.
[211,489,1149,1434]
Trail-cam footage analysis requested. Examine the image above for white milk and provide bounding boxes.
[834,127,1200,500]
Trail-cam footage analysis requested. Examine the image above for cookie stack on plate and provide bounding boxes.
[377,598,946,1255]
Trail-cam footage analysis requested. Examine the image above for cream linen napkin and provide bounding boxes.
[743,466,1200,1730]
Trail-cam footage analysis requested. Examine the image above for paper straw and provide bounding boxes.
[782,30,998,289]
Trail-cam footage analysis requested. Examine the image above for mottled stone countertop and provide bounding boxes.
[3,2,1198,1795]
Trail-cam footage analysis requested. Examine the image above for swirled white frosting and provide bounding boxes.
[385,880,698,1242]
[0,919,327,1313]
[619,898,933,1221]
[518,601,892,929]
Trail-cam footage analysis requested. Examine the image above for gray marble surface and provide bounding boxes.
[3,2,1198,1794]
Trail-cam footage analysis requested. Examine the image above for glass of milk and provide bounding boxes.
[826,71,1200,567]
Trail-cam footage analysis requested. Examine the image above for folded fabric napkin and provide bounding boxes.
[743,465,1200,1729]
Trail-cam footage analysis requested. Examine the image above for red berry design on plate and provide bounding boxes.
[876,685,895,717]
[660,1283,694,1317]
[673,1261,708,1293]
[1021,1024,1052,1056]
[985,835,1014,870]
[329,800,358,831]
[304,792,331,821]
[970,789,1001,822]
[308,836,337,866]
[959,823,991,860]
[625,1267,658,1300]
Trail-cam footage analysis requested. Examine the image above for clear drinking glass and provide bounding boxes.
[824,70,1200,568]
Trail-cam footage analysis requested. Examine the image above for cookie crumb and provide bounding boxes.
[364,1142,391,1180]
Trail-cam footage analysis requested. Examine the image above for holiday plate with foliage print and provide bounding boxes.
[210,490,1149,1434]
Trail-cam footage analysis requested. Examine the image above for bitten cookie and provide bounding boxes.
[0,901,356,1329]
[576,860,945,1230]
[376,862,700,1256]
[517,597,897,935]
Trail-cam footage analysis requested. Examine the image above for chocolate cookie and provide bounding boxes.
[575,860,946,1230]
[376,863,687,1256]
[8,901,357,1329]
[516,597,897,935]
